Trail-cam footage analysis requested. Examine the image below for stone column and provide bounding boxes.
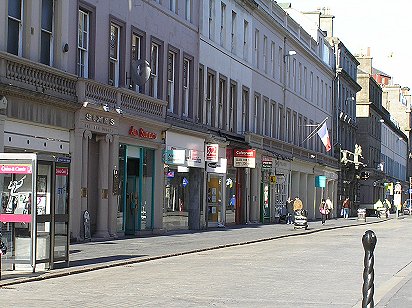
[291,171,300,200]
[307,174,316,219]
[80,130,92,239]
[153,146,165,233]
[108,134,119,238]
[250,166,259,223]
[94,134,111,239]
[70,128,83,240]
[299,172,308,215]
[188,168,201,230]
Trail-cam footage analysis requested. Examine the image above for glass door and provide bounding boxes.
[207,174,223,226]
[125,175,138,235]
[52,163,69,266]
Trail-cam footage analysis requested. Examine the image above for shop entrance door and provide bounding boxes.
[125,175,139,235]
[207,174,223,227]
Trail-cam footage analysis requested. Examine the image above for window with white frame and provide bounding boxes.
[170,0,177,13]
[286,109,290,142]
[254,29,259,69]
[218,77,226,129]
[131,33,142,91]
[270,101,276,138]
[263,97,269,135]
[220,2,226,47]
[292,112,297,145]
[243,20,248,60]
[109,23,120,87]
[78,9,89,77]
[271,42,275,79]
[149,43,159,98]
[167,51,176,113]
[277,105,283,140]
[304,67,307,98]
[185,0,192,22]
[7,0,23,56]
[206,72,215,126]
[310,72,314,101]
[209,0,215,40]
[183,58,190,117]
[263,35,267,74]
[40,0,54,66]
[298,62,302,95]
[229,81,236,132]
[231,11,236,53]
[278,47,283,83]
[242,88,249,132]
[292,58,296,91]
[253,94,259,133]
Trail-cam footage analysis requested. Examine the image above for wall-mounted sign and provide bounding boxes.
[55,157,71,164]
[270,176,277,184]
[0,164,32,174]
[85,113,115,126]
[128,126,157,139]
[187,149,204,168]
[226,148,233,167]
[205,144,219,162]
[233,149,256,168]
[163,149,185,165]
[315,175,326,188]
[206,158,227,174]
[262,156,273,169]
[56,167,69,176]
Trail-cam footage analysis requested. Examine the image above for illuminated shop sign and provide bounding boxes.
[0,164,32,174]
[233,149,256,168]
[129,126,157,139]
[85,113,115,126]
[205,144,219,162]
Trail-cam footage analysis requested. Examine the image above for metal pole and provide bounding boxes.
[409,177,411,216]
[362,230,377,308]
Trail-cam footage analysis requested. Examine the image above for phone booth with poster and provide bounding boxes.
[0,153,70,274]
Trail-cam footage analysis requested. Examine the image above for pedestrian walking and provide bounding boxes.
[343,197,350,219]
[325,197,333,219]
[319,199,328,225]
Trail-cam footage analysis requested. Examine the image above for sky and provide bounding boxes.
[288,0,412,88]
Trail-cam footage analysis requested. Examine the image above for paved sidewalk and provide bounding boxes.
[0,216,389,287]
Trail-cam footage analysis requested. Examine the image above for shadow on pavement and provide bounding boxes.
[54,254,146,269]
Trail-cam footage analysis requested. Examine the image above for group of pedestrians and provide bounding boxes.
[283,196,351,226]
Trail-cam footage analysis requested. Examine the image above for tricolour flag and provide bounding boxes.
[317,122,331,152]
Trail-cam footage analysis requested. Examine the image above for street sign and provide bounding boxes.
[270,176,276,184]
[182,177,189,188]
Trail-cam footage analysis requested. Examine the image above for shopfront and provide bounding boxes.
[0,153,70,273]
[164,131,205,231]
[260,155,273,223]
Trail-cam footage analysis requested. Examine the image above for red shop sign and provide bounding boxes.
[233,149,256,158]
[129,126,157,139]
[56,167,69,176]
[205,144,219,162]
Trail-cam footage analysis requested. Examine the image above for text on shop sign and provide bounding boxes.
[129,126,157,139]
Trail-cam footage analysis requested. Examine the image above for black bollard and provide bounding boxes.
[362,230,377,308]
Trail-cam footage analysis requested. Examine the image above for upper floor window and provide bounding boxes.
[170,0,177,13]
[183,58,190,117]
[185,0,192,22]
[254,29,259,69]
[218,77,226,129]
[231,11,236,53]
[220,2,226,47]
[131,33,144,92]
[40,0,54,66]
[149,42,160,98]
[109,23,120,87]
[243,20,248,60]
[167,50,176,113]
[78,9,89,77]
[208,0,215,40]
[7,0,23,56]
[228,81,237,132]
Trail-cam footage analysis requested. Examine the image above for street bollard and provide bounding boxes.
[362,230,377,308]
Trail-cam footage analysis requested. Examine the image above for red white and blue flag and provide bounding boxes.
[317,122,331,152]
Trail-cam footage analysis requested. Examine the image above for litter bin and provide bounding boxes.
[357,208,366,222]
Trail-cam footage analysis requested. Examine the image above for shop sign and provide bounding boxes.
[206,158,227,174]
[55,157,71,164]
[128,126,157,139]
[56,167,69,176]
[270,176,277,184]
[233,149,256,168]
[262,156,273,169]
[85,113,115,126]
[0,164,32,174]
[205,144,219,162]
[315,175,326,188]
[163,149,185,165]
[182,177,189,188]
[187,149,204,168]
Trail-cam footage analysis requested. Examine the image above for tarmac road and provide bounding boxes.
[1,217,412,307]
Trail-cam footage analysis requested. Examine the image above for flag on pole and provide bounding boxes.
[317,122,331,151]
